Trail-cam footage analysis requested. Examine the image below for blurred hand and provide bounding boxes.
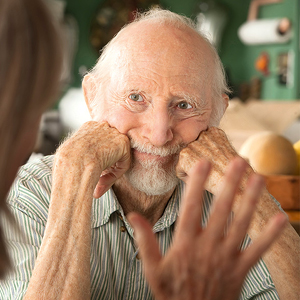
[129,158,286,300]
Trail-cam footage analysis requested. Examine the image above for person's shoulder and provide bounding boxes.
[19,154,55,181]
[6,155,55,224]
[12,154,55,199]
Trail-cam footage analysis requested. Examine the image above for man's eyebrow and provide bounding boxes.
[120,81,150,93]
[175,92,208,109]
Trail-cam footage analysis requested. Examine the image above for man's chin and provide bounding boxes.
[124,161,179,196]
[126,174,179,196]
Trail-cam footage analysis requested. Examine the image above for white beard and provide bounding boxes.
[124,139,184,196]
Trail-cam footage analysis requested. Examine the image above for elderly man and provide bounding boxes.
[1,8,299,300]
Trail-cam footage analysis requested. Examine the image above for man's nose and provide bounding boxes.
[142,106,174,147]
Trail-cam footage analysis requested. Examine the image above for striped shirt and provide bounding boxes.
[0,155,279,300]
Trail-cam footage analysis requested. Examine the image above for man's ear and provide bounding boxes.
[222,93,229,113]
[82,74,98,119]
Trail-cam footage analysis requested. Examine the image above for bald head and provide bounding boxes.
[109,21,213,97]
[116,20,213,74]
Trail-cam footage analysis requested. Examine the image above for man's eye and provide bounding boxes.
[177,102,192,109]
[129,94,143,102]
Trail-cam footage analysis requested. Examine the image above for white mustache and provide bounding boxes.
[130,139,184,157]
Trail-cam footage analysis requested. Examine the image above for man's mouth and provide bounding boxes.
[132,149,174,164]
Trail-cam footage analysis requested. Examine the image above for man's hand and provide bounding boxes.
[176,127,300,299]
[129,159,286,300]
[176,127,247,197]
[55,121,131,198]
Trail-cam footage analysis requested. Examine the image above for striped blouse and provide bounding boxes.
[0,155,279,299]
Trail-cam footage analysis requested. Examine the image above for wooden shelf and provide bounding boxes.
[264,175,300,210]
[284,210,300,235]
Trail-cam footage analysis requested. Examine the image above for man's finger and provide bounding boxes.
[176,147,199,182]
[93,176,113,198]
[205,158,247,242]
[175,160,211,240]
[127,213,161,282]
[225,174,264,254]
[93,160,131,198]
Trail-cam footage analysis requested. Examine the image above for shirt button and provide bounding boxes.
[136,252,141,260]
[120,226,126,232]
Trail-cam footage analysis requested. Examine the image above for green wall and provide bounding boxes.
[64,0,199,87]
[64,0,299,100]
[64,0,102,87]
[219,0,299,100]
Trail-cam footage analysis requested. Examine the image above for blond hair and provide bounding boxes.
[0,0,62,277]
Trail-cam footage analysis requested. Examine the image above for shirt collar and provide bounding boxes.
[91,181,185,231]
[91,188,122,228]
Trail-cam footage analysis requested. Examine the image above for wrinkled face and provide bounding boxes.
[91,22,214,195]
